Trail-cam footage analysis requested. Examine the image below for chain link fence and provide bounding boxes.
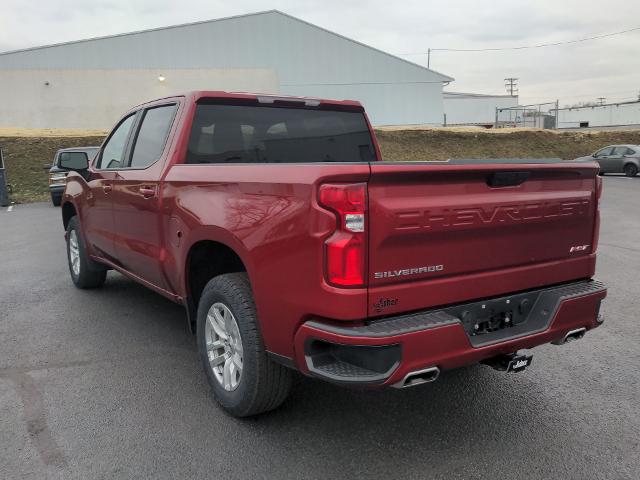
[495,101,559,129]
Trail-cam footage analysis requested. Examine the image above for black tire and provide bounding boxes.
[65,217,107,289]
[197,273,291,417]
[624,163,638,177]
[51,193,62,206]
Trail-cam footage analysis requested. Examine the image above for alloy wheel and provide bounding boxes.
[205,302,244,391]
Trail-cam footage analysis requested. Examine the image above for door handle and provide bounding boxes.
[139,186,156,199]
[102,184,112,193]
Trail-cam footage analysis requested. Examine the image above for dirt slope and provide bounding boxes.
[2,127,640,203]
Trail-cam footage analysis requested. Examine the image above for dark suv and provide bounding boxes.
[46,147,99,205]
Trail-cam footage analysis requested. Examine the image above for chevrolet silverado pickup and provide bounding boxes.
[60,91,607,417]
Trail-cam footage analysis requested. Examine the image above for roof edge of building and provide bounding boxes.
[0,9,280,57]
[554,100,640,111]
[0,9,454,83]
[444,91,517,98]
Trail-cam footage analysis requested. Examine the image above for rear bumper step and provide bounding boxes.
[296,279,606,386]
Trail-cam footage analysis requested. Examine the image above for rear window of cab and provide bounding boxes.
[186,104,375,164]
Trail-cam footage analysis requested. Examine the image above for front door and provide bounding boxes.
[83,113,137,261]
[594,146,616,173]
[111,103,178,291]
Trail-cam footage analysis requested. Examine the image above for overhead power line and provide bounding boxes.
[397,25,640,55]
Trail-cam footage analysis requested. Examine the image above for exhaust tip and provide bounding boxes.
[393,366,440,389]
[552,327,587,345]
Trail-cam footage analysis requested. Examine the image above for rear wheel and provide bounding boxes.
[197,273,291,417]
[66,217,107,289]
[624,163,638,177]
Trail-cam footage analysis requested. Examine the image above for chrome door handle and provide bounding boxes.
[103,184,112,193]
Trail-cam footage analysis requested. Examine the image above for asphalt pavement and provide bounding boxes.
[1,176,639,479]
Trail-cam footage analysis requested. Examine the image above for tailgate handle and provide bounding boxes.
[487,171,530,187]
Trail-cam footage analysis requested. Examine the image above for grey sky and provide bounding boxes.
[1,0,639,105]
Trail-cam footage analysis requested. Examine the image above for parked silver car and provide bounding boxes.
[575,145,639,177]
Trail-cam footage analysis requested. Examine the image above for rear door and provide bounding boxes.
[111,102,178,290]
[366,161,599,316]
[608,146,629,172]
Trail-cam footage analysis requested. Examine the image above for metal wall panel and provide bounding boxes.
[443,93,519,125]
[0,11,451,126]
[0,69,279,129]
[557,102,640,128]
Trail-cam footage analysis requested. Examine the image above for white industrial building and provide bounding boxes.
[555,101,640,129]
[443,91,519,127]
[0,10,454,129]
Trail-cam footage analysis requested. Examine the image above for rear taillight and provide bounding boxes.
[318,183,367,287]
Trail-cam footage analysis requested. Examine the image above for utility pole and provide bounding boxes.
[427,48,431,69]
[504,78,518,97]
[597,97,606,106]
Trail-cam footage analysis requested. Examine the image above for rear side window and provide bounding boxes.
[130,104,177,168]
[612,146,629,156]
[186,104,375,164]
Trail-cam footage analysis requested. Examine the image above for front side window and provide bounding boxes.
[98,114,136,169]
[186,103,375,164]
[594,147,613,157]
[130,104,178,168]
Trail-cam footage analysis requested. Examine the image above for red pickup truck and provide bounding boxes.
[60,91,607,417]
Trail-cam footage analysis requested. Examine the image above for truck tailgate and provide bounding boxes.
[367,161,599,317]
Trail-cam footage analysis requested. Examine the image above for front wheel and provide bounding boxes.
[51,193,62,206]
[624,163,638,177]
[66,217,107,289]
[197,273,291,417]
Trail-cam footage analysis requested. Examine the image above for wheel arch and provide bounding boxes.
[61,201,77,230]
[183,237,252,333]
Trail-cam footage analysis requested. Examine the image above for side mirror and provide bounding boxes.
[58,151,89,171]
[43,164,52,170]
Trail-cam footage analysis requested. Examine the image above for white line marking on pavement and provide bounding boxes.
[7,205,13,212]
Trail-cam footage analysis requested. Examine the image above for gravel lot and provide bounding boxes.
[1,176,638,479]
